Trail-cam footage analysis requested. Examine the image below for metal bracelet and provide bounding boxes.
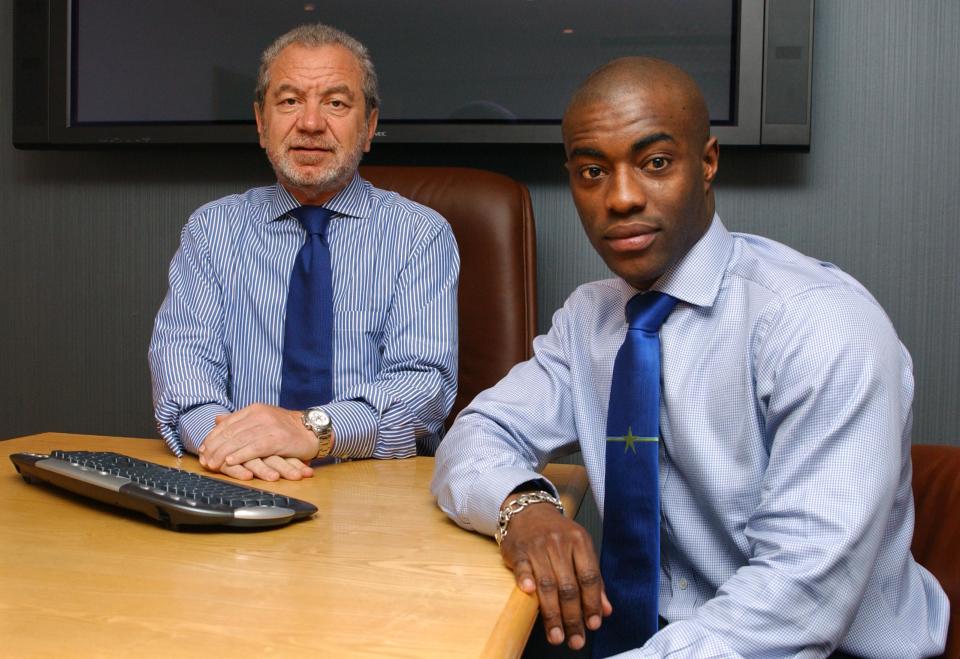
[495,490,565,545]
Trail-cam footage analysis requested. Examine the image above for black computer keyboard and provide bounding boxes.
[9,450,318,530]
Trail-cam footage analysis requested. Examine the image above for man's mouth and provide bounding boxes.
[604,223,658,253]
[287,145,336,163]
[290,144,335,153]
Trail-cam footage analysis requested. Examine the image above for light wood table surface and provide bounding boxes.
[0,433,589,658]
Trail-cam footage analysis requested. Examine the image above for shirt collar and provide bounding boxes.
[266,171,373,223]
[610,213,734,310]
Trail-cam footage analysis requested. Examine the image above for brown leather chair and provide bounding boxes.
[359,165,537,426]
[911,444,960,659]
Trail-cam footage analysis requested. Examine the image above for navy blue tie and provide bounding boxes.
[279,206,335,410]
[594,291,678,657]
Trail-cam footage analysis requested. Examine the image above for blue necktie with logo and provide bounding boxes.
[279,206,335,410]
[594,291,678,657]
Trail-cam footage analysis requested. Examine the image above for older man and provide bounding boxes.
[150,24,458,482]
[432,58,947,657]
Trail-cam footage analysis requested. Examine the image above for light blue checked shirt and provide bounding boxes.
[432,216,947,658]
[150,173,459,459]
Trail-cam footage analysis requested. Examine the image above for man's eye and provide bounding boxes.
[647,157,669,170]
[280,98,298,106]
[580,165,604,180]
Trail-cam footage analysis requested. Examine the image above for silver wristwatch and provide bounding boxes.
[495,490,565,545]
[301,406,333,459]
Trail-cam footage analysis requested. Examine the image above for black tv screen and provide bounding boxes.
[13,0,814,147]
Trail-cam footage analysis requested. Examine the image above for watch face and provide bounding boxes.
[306,408,330,428]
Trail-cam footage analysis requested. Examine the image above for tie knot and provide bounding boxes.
[626,291,678,333]
[291,205,333,237]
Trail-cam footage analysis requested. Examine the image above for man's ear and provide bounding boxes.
[254,103,266,149]
[702,136,719,191]
[363,108,380,152]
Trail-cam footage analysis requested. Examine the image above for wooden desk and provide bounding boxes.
[0,433,588,658]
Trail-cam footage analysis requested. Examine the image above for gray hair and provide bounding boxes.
[254,23,380,118]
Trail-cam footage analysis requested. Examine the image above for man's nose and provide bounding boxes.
[297,100,328,132]
[606,167,646,216]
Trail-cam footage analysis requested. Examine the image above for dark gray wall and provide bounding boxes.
[2,1,958,448]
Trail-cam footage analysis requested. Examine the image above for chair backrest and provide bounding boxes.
[911,444,960,659]
[359,165,537,426]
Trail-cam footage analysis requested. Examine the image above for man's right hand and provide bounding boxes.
[216,455,314,481]
[499,500,613,651]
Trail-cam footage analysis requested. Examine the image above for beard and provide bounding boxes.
[266,132,366,197]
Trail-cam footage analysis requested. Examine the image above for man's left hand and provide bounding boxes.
[499,501,612,650]
[199,403,319,476]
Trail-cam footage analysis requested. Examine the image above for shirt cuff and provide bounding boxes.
[467,467,559,537]
[179,403,231,454]
[324,400,378,458]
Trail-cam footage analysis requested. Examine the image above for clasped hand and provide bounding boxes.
[198,403,318,481]
[499,502,613,650]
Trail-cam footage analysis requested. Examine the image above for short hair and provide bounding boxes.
[254,23,380,118]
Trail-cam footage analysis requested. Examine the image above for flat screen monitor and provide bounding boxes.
[12,0,813,148]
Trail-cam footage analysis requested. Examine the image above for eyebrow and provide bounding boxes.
[322,84,356,100]
[631,132,676,152]
[568,146,606,160]
[271,83,356,100]
[567,132,677,160]
[272,83,303,97]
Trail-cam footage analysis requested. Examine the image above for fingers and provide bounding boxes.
[572,538,607,631]
[198,444,254,479]
[261,455,314,481]
[538,539,596,649]
[510,557,538,595]
[220,436,274,469]
[525,542,576,647]
[288,457,315,479]
[216,462,254,480]
[235,458,280,481]
[500,508,606,650]
[505,555,563,645]
[204,455,314,482]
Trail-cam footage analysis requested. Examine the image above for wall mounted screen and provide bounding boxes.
[12,0,813,147]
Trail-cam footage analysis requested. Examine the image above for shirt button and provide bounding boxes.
[678,578,689,590]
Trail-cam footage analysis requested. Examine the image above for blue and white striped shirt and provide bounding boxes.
[150,173,459,459]
[432,216,947,658]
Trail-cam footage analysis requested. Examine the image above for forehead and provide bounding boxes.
[267,43,363,92]
[563,87,693,155]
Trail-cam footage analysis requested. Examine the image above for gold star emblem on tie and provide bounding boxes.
[606,427,658,453]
